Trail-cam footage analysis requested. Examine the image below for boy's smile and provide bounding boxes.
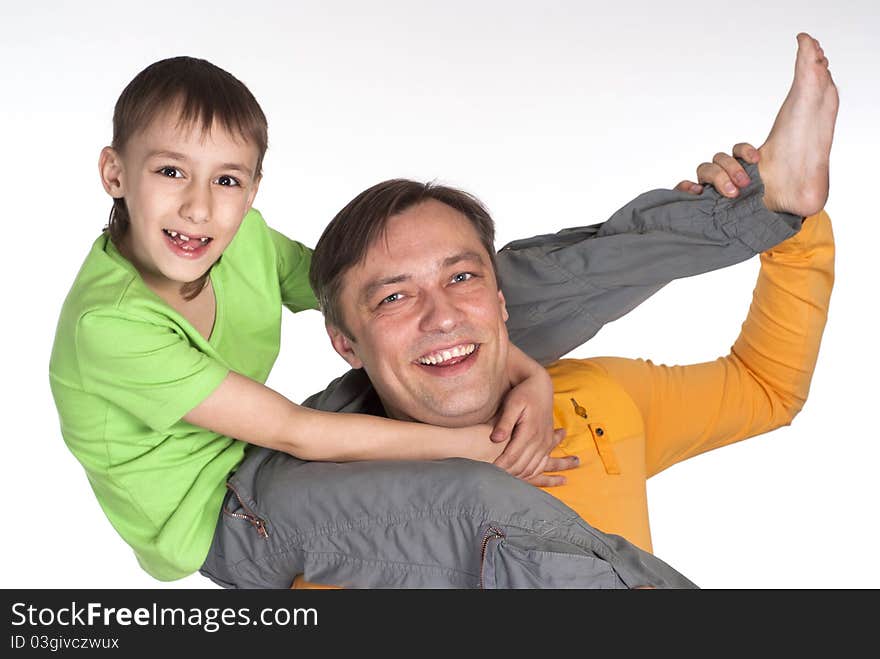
[160,227,214,261]
[99,107,261,299]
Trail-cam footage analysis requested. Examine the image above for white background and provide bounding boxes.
[2,0,878,589]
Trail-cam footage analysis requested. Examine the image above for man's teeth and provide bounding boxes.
[417,343,476,365]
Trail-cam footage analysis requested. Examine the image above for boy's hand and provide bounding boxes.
[490,352,578,485]
[524,452,579,488]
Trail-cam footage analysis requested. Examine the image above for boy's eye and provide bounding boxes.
[158,166,182,178]
[216,175,241,187]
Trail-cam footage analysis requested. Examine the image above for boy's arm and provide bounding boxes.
[268,227,319,312]
[74,310,504,465]
[500,161,802,364]
[183,370,506,463]
[592,210,833,476]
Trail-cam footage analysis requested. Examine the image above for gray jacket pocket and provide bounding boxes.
[479,523,626,589]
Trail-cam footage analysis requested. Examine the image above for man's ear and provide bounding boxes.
[326,323,364,369]
[497,289,509,323]
[99,147,125,199]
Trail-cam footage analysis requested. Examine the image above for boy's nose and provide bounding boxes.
[181,184,210,224]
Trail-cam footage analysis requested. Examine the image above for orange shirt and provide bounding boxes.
[294,210,834,586]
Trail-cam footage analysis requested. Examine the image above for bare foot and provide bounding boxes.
[758,33,839,217]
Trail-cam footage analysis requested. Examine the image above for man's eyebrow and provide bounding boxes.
[361,274,411,302]
[443,251,486,268]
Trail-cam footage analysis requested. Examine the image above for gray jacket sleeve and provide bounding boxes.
[303,161,801,407]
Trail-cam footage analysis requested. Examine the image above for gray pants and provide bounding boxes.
[200,166,798,588]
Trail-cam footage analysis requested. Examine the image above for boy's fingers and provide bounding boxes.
[499,434,533,476]
[493,445,517,470]
[543,455,579,472]
[521,454,549,482]
[526,455,580,486]
[553,427,567,446]
[490,406,522,442]
[516,448,546,479]
[498,424,564,477]
[527,474,567,488]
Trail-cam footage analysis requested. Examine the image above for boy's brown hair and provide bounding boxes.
[309,179,499,338]
[106,56,268,300]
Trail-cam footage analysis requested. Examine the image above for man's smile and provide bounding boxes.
[416,342,477,365]
[413,342,481,376]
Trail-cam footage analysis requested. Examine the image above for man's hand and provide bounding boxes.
[490,345,578,486]
[674,142,760,197]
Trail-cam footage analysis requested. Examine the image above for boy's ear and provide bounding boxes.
[98,147,125,198]
[326,323,364,369]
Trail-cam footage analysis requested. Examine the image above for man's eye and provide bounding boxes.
[380,293,402,305]
[216,175,240,187]
[158,166,182,178]
[452,272,474,283]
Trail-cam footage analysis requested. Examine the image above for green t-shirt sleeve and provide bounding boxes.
[268,227,319,313]
[75,310,229,431]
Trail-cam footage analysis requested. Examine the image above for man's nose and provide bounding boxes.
[418,290,465,334]
[180,182,211,224]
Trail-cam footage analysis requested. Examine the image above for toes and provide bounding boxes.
[797,33,818,54]
[796,32,823,60]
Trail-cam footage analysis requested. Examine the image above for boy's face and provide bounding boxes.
[100,109,261,295]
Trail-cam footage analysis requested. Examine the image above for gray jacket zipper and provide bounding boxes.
[479,525,506,589]
[223,482,269,539]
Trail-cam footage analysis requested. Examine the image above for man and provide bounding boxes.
[200,33,836,588]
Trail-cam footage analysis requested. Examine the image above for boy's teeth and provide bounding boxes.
[165,229,211,245]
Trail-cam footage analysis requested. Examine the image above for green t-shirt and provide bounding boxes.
[49,208,317,581]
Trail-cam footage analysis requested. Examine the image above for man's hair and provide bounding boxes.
[309,179,498,337]
[106,56,268,300]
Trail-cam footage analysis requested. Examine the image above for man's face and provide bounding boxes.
[329,200,511,427]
